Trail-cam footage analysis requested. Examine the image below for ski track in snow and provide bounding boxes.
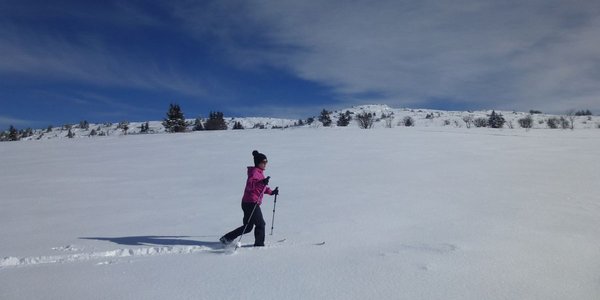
[1,241,296,269]
[0,245,222,269]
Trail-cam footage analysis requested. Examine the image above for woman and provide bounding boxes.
[220,150,278,247]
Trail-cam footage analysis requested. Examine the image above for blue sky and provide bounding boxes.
[2,0,600,129]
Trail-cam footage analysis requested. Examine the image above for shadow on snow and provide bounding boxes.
[79,236,222,249]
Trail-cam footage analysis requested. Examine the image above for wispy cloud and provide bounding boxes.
[0,27,206,97]
[0,0,212,100]
[178,0,600,113]
[0,115,36,128]
[3,0,599,121]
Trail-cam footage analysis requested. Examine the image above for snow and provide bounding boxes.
[1,126,600,299]
[14,104,600,141]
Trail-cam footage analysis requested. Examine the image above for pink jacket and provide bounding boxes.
[242,167,273,205]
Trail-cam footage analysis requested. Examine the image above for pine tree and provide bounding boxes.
[575,110,593,116]
[8,125,20,141]
[487,110,506,128]
[118,121,129,134]
[163,103,187,133]
[318,109,332,127]
[233,121,244,130]
[79,120,89,130]
[337,111,352,127]
[204,111,228,130]
[402,116,415,127]
[23,128,33,138]
[139,122,150,133]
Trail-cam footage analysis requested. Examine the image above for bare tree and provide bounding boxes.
[462,115,474,128]
[384,116,394,128]
[566,110,576,130]
[474,117,488,128]
[356,112,374,129]
[518,115,533,129]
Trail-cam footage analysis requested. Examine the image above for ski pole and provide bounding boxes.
[235,203,258,251]
[235,178,269,251]
[270,187,279,235]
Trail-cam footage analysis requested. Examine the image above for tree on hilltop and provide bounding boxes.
[163,103,187,133]
[318,109,332,127]
[193,118,204,131]
[356,112,374,129]
[487,110,506,128]
[140,122,150,133]
[337,111,352,127]
[204,111,228,130]
[233,121,244,130]
[8,125,20,141]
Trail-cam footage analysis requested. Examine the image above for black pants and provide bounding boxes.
[223,202,266,246]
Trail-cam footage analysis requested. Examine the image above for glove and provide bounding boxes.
[271,188,279,196]
[261,176,270,185]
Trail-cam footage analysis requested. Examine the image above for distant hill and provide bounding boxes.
[7,104,600,141]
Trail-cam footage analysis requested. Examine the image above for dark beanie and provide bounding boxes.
[252,150,267,166]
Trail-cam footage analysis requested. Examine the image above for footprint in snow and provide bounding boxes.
[52,245,83,252]
[398,243,458,254]
[379,243,458,257]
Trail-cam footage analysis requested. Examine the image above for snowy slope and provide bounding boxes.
[13,104,600,141]
[1,127,599,299]
[328,104,600,129]
[20,117,300,140]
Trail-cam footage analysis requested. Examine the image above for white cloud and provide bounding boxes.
[3,0,600,117]
[207,0,600,113]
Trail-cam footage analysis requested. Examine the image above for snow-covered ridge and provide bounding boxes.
[14,104,600,141]
[17,117,300,141]
[334,104,599,129]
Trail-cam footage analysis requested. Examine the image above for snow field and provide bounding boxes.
[1,127,599,299]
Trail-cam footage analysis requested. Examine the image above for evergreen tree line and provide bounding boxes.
[0,126,38,141]
[575,110,593,116]
[0,125,23,141]
[1,106,596,141]
[162,103,235,133]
